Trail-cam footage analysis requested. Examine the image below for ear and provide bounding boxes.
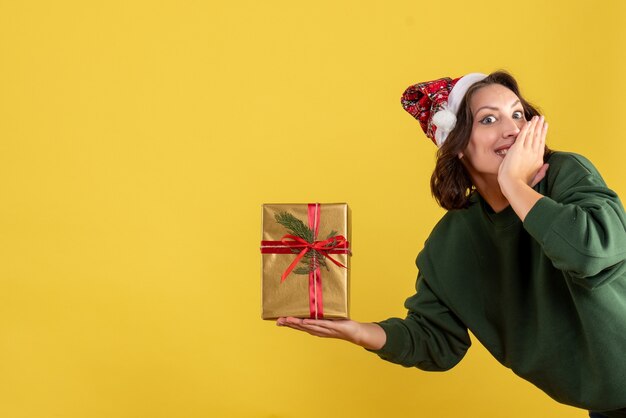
[458,152,464,159]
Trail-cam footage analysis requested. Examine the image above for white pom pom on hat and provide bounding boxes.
[431,106,457,147]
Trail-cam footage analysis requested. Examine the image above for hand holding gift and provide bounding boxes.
[276,317,386,350]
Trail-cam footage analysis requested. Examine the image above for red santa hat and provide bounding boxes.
[401,73,487,147]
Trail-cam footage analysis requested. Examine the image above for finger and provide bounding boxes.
[291,324,315,333]
[279,317,332,332]
[285,321,336,337]
[302,319,346,333]
[526,116,540,148]
[541,122,548,148]
[532,118,547,156]
[533,116,545,148]
[299,323,337,336]
[528,117,541,152]
[282,321,315,333]
[302,319,336,327]
[278,317,307,329]
[516,120,531,147]
[518,116,538,147]
[537,120,547,154]
[283,317,305,325]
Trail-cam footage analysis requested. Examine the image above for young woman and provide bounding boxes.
[277,71,626,418]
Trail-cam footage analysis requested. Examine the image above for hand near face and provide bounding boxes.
[498,115,549,188]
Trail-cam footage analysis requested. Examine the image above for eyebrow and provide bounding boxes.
[474,99,521,117]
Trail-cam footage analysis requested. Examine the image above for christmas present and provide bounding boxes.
[261,203,351,320]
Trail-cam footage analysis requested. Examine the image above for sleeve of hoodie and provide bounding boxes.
[368,272,471,372]
[523,152,626,289]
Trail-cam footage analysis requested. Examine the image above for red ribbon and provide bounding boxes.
[261,203,350,319]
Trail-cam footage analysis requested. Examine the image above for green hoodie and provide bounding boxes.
[372,152,626,410]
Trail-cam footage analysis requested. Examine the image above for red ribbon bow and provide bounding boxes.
[278,234,348,282]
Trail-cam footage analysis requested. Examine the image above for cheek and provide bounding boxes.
[466,133,490,156]
[468,128,498,152]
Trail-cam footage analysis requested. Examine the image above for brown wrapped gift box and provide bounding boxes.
[261,203,350,320]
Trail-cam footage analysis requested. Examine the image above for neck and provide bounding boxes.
[472,174,510,213]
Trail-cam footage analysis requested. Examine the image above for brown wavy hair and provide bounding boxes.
[430,70,552,210]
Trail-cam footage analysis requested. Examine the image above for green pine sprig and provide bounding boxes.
[274,211,334,275]
[275,212,314,243]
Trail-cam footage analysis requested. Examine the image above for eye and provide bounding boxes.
[512,110,524,119]
[479,115,496,125]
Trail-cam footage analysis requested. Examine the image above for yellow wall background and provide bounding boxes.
[1,1,625,417]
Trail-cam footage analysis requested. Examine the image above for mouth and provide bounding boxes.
[494,145,512,157]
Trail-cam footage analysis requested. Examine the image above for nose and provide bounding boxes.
[502,116,522,139]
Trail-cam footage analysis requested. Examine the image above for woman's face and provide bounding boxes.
[461,83,526,181]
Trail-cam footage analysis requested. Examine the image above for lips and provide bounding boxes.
[494,143,513,157]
